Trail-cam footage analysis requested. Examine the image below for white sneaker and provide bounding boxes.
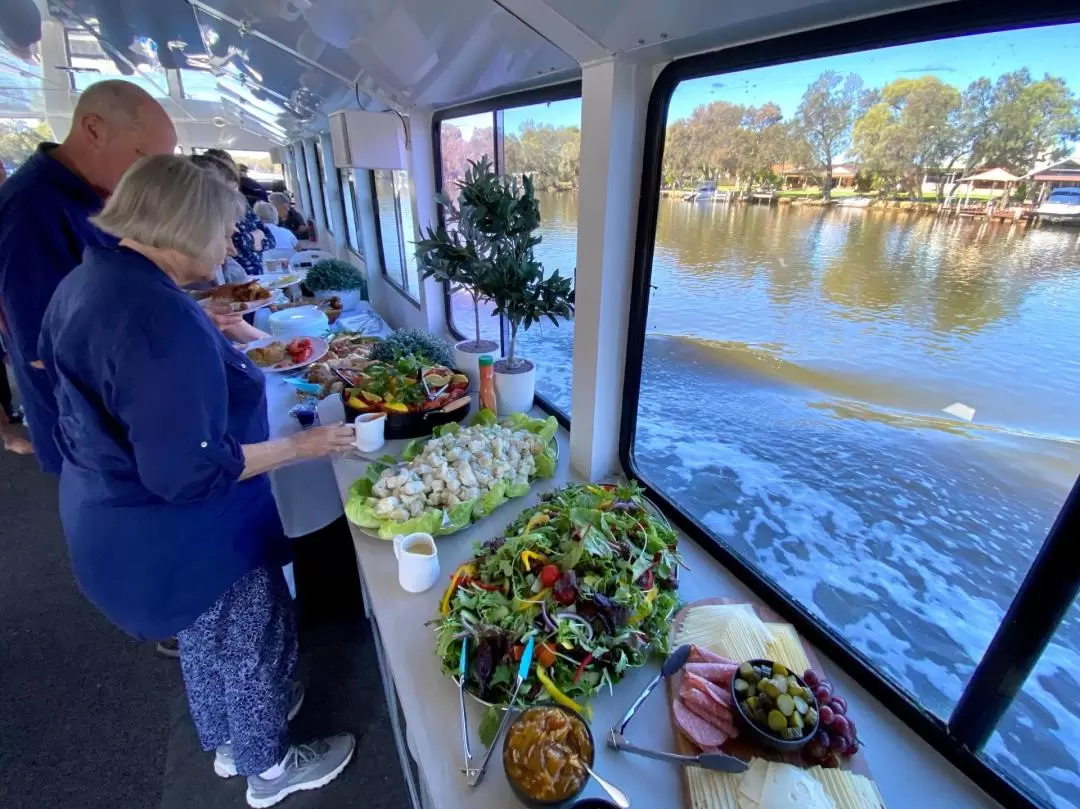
[245,734,356,808]
[213,681,306,778]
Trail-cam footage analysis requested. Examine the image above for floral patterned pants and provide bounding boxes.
[177,566,298,775]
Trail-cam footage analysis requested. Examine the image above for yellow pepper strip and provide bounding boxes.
[440,563,475,616]
[516,588,551,610]
[524,513,551,534]
[520,549,547,570]
[537,666,591,718]
[629,588,659,625]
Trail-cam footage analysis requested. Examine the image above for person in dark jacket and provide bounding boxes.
[237,163,269,206]
[38,155,356,806]
[0,79,176,473]
[269,191,311,240]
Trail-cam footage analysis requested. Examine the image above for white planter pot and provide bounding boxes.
[494,359,536,416]
[314,288,363,311]
[453,340,499,391]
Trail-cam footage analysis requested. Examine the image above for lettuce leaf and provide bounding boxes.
[441,501,475,534]
[376,509,442,540]
[475,408,497,427]
[535,450,556,478]
[474,480,507,518]
[345,499,382,528]
[350,478,373,498]
[435,422,461,438]
[402,439,424,461]
[506,481,530,498]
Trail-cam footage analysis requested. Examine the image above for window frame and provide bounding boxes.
[618,4,1080,809]
[338,168,363,257]
[370,169,421,306]
[432,81,583,429]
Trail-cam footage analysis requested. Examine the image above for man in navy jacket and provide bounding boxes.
[0,80,175,473]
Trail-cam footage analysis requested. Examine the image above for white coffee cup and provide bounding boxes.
[354,412,386,452]
[393,532,439,593]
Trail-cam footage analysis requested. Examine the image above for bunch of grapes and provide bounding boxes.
[802,668,860,768]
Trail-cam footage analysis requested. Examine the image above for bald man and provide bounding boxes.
[0,80,176,473]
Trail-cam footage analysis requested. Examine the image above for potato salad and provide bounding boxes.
[346,410,559,538]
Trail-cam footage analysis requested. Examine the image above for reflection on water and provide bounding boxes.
[500,193,1080,808]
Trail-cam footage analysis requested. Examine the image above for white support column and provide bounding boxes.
[284,149,301,203]
[301,139,328,242]
[318,131,347,255]
[292,144,312,221]
[569,56,657,480]
[405,107,448,336]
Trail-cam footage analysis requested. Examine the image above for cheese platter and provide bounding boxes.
[667,598,887,809]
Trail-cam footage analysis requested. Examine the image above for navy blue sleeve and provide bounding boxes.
[0,207,75,362]
[108,301,247,503]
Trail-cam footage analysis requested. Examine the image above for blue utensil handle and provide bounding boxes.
[517,636,535,684]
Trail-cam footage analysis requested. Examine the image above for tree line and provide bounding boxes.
[440,120,581,192]
[663,68,1080,200]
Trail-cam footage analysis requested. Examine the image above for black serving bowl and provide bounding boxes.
[341,388,470,440]
[503,705,595,808]
[730,658,819,753]
[566,801,620,809]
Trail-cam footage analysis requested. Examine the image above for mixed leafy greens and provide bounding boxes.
[345,409,558,539]
[433,482,683,743]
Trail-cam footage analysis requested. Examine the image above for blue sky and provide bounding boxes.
[446,22,1080,140]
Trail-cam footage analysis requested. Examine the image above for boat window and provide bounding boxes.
[372,169,420,303]
[313,140,333,236]
[339,169,363,257]
[439,113,501,346]
[435,92,581,420]
[0,118,52,172]
[65,29,169,98]
[624,19,1080,809]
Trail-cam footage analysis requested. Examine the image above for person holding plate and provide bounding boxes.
[38,155,356,807]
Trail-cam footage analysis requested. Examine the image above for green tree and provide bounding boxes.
[852,76,963,199]
[0,119,53,169]
[964,69,1080,174]
[733,103,787,195]
[795,72,863,199]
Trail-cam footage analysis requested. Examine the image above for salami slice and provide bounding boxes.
[683,671,734,710]
[680,684,740,739]
[684,661,738,688]
[673,696,728,749]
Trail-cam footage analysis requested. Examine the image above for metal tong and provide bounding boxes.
[463,636,535,787]
[608,644,749,774]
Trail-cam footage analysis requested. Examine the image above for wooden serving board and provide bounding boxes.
[667,597,884,808]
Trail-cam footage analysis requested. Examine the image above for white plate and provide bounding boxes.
[244,336,329,373]
[200,295,277,315]
[259,270,307,290]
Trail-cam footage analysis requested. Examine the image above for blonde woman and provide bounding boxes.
[38,155,355,807]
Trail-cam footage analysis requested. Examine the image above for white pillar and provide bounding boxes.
[302,139,328,240]
[569,56,656,480]
[318,131,347,255]
[406,107,448,336]
[292,144,312,221]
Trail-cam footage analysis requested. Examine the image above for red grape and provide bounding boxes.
[822,754,840,769]
[816,730,831,750]
[831,715,851,736]
[803,669,820,687]
[830,695,848,715]
[806,743,827,760]
[831,733,850,751]
[814,685,833,704]
[846,738,861,757]
[819,705,835,725]
[847,719,858,739]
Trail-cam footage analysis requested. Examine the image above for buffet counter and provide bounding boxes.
[329,416,1003,809]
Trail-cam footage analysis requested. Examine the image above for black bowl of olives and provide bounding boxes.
[731,659,820,752]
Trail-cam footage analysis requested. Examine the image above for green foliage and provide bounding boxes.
[370,328,455,368]
[795,72,864,199]
[0,120,52,170]
[304,259,367,293]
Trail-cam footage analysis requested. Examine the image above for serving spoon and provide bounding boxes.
[571,756,630,809]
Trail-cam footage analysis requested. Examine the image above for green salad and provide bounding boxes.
[345,410,559,539]
[433,482,682,742]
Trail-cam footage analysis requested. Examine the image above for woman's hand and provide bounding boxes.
[289,424,356,460]
[205,302,245,331]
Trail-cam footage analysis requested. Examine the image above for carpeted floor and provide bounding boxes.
[0,443,408,809]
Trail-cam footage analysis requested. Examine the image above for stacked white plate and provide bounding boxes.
[268,306,330,338]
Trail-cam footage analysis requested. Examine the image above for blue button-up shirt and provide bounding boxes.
[39,244,287,639]
[0,143,116,474]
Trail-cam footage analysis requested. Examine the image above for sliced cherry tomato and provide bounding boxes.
[536,643,557,669]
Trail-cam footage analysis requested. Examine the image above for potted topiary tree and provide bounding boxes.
[305,258,368,311]
[478,171,574,415]
[415,159,500,390]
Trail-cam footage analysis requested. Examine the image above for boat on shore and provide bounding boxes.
[834,196,872,208]
[1036,188,1080,225]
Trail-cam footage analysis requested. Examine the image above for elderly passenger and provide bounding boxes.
[270,191,311,240]
[191,151,275,276]
[253,200,298,252]
[38,155,355,807]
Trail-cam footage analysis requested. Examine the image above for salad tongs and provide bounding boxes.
[464,636,534,787]
[608,644,749,774]
[457,640,473,776]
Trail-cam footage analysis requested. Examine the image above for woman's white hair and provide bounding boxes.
[253,200,279,225]
[93,154,245,264]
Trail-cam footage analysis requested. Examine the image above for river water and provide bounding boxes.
[450,192,1080,807]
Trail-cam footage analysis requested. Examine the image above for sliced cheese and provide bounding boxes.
[759,761,837,809]
[763,623,812,675]
[688,767,740,809]
[678,605,776,662]
[739,758,769,806]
